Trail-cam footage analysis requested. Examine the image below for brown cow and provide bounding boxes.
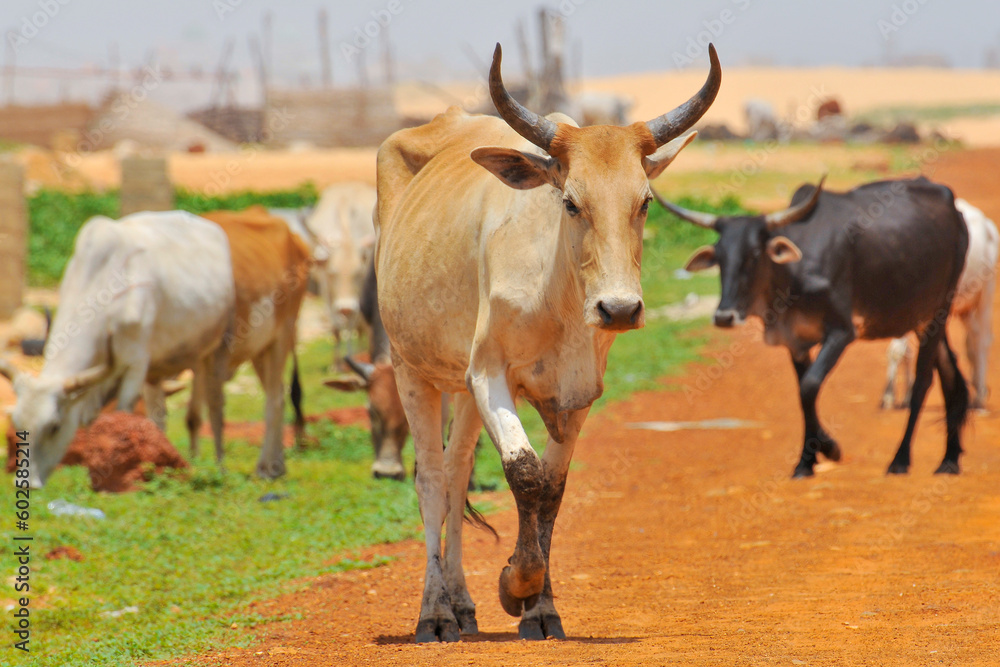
[196,206,311,479]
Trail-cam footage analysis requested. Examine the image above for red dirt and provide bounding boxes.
[146,147,997,665]
[7,411,188,492]
[45,546,84,562]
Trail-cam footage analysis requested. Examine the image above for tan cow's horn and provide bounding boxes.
[646,44,722,148]
[652,188,719,230]
[489,43,558,152]
[764,175,826,231]
[0,357,19,383]
[63,339,115,394]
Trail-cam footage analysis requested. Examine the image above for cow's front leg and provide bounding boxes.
[790,327,852,478]
[393,359,459,643]
[518,407,588,640]
[467,364,546,619]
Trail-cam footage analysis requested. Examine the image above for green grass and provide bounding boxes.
[858,102,1000,125]
[25,186,319,287]
[4,191,746,666]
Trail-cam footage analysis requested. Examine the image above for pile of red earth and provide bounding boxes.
[5,412,188,492]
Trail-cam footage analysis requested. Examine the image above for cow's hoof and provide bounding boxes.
[372,469,406,482]
[519,613,566,640]
[415,616,461,643]
[934,460,960,475]
[886,462,909,475]
[455,608,479,635]
[819,438,841,462]
[498,565,542,617]
[791,466,814,479]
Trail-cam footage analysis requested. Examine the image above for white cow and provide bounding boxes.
[0,211,235,488]
[882,198,998,409]
[305,183,377,367]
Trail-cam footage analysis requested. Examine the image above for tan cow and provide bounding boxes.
[196,206,311,479]
[374,44,720,642]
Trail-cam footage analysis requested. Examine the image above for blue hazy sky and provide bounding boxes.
[4,0,999,106]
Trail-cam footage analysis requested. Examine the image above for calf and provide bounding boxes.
[659,176,970,477]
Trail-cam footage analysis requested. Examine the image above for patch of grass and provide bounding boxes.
[25,186,320,287]
[859,102,1000,125]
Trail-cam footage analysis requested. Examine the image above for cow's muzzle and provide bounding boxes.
[595,297,644,331]
[713,309,743,328]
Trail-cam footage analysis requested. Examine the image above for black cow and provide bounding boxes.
[657,176,970,478]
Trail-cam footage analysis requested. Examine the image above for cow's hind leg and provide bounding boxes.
[933,336,968,474]
[888,328,942,474]
[518,407,589,641]
[790,328,852,478]
[393,360,458,643]
[443,393,484,634]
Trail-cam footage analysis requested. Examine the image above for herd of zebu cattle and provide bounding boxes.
[1,43,997,643]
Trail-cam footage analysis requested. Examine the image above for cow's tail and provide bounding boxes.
[464,500,499,542]
[290,351,305,441]
[940,338,970,439]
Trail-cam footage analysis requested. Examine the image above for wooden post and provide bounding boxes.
[0,162,26,319]
[120,156,173,217]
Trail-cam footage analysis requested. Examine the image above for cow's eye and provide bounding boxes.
[639,198,651,215]
[564,199,580,216]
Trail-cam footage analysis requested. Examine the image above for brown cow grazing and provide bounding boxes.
[197,206,311,479]
[374,43,720,642]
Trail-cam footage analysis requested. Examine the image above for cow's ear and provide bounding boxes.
[684,244,717,272]
[470,147,560,190]
[766,237,803,264]
[323,376,368,392]
[644,131,697,179]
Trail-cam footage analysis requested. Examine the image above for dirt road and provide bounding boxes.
[161,149,1000,666]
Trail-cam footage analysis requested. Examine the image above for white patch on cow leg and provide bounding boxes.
[443,393,483,634]
[469,371,534,463]
[393,359,459,641]
[253,342,287,479]
[143,383,166,431]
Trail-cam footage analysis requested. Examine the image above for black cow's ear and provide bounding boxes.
[470,147,559,190]
[766,237,803,264]
[684,245,717,272]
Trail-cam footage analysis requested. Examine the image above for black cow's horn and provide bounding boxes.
[764,175,826,231]
[646,44,722,148]
[344,355,375,383]
[489,43,558,152]
[652,188,719,230]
